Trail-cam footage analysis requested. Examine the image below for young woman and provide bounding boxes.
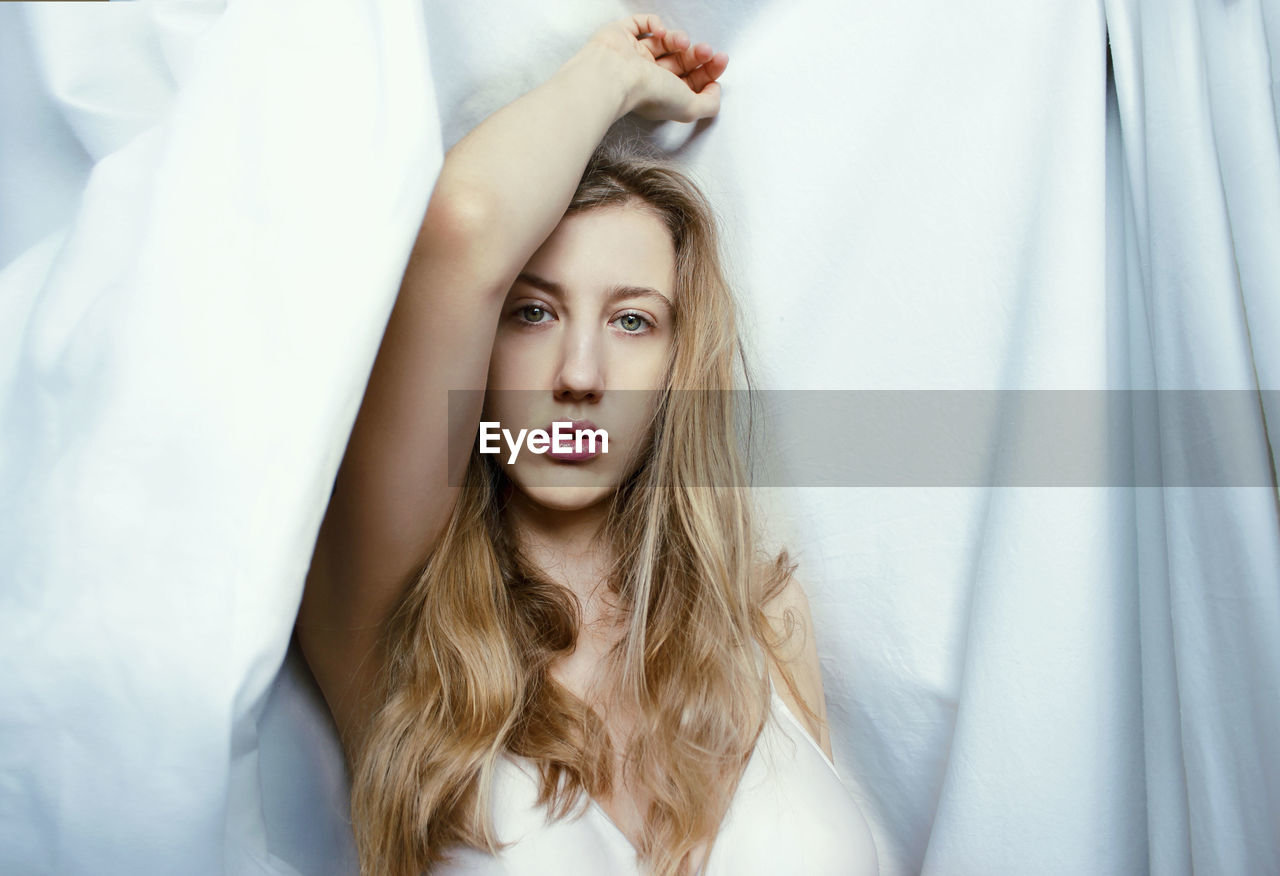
[297,14,878,876]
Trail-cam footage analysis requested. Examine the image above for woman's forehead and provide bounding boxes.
[521,204,677,301]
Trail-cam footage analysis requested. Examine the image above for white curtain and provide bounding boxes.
[0,2,438,873]
[1105,2,1280,873]
[1,1,1275,874]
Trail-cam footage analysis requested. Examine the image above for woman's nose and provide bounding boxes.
[552,327,604,401]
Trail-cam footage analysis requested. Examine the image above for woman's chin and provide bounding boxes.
[511,481,615,514]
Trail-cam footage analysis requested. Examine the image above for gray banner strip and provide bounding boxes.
[449,390,1280,487]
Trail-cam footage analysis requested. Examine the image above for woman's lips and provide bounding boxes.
[541,419,606,462]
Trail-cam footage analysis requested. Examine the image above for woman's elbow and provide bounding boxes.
[419,180,494,255]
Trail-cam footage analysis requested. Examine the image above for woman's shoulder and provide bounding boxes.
[755,555,834,760]
[753,550,809,638]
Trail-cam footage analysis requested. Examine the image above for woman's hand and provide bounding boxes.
[586,14,729,123]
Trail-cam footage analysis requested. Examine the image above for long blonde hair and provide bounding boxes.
[351,141,803,876]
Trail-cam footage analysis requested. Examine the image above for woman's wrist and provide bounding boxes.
[559,39,641,124]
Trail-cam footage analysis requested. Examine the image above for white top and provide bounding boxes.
[435,685,879,875]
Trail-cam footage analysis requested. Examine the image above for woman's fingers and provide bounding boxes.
[626,13,666,40]
[682,52,729,94]
[643,27,689,61]
[655,41,712,75]
[629,13,676,58]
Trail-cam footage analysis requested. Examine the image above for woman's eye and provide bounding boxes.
[517,305,552,324]
[614,312,653,334]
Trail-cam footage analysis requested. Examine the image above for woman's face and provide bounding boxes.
[484,202,677,512]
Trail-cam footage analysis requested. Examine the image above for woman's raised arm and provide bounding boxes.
[296,15,728,751]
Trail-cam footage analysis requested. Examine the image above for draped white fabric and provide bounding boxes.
[0,2,438,873]
[1,1,1275,875]
[1104,2,1280,874]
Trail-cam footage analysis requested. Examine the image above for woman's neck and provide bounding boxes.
[504,490,617,615]
[505,491,606,554]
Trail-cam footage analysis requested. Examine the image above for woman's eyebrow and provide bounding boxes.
[514,271,563,298]
[516,271,672,310]
[606,286,673,309]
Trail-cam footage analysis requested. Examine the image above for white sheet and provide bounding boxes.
[1,1,1275,874]
[0,1,438,873]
